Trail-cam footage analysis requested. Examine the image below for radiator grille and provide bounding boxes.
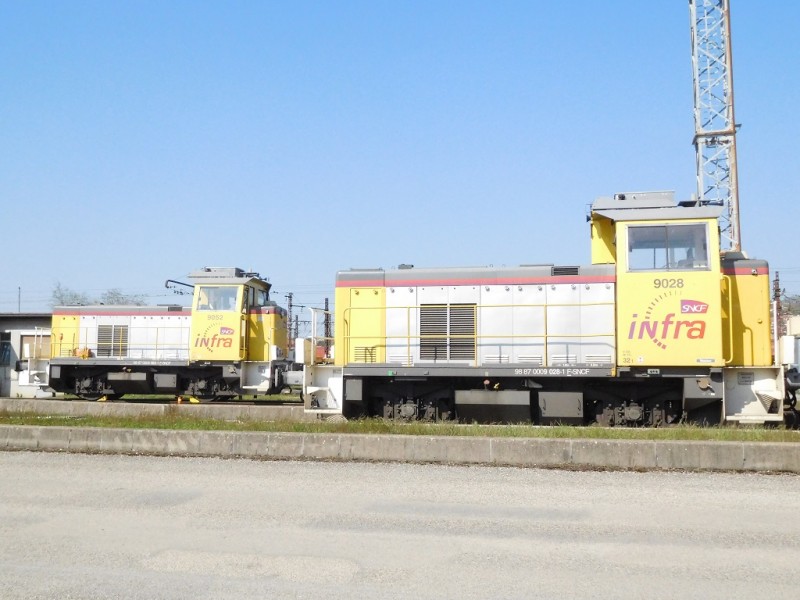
[97,325,129,358]
[552,266,579,276]
[449,304,475,360]
[420,306,448,360]
[420,303,476,361]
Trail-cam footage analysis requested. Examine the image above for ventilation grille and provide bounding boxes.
[550,353,577,365]
[388,354,413,366]
[552,266,579,276]
[449,304,475,360]
[97,325,129,358]
[354,347,377,363]
[585,354,613,364]
[420,306,447,360]
[517,354,544,365]
[420,303,476,361]
[484,354,510,364]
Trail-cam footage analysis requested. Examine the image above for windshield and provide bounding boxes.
[627,223,709,271]
[196,286,239,311]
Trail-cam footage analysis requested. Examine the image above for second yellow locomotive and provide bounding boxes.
[49,268,292,401]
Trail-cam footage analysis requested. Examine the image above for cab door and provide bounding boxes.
[189,285,245,362]
[615,219,723,368]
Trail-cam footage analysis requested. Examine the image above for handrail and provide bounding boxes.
[341,301,616,367]
[50,324,192,360]
[307,307,334,363]
[722,275,734,365]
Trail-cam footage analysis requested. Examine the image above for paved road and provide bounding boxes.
[1,452,798,599]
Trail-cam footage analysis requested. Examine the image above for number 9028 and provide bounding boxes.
[654,278,684,288]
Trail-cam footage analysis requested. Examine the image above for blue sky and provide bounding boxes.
[2,1,799,317]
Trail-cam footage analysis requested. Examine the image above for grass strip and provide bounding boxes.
[1,412,798,443]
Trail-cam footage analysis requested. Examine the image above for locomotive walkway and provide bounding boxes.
[2,398,800,473]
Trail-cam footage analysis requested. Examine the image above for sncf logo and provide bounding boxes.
[194,334,233,348]
[194,325,237,351]
[681,300,708,314]
[628,296,711,350]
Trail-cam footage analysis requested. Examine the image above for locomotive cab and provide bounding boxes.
[188,267,289,364]
[188,267,290,396]
[190,283,246,362]
[590,192,783,425]
[590,192,725,369]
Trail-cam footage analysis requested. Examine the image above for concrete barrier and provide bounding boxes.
[3,425,800,473]
[0,397,313,422]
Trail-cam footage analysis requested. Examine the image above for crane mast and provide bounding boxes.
[689,0,741,252]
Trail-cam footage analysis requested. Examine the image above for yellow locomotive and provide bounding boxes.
[48,268,293,401]
[302,191,787,426]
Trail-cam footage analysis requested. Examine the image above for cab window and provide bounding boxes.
[253,289,269,307]
[196,286,239,311]
[627,224,709,271]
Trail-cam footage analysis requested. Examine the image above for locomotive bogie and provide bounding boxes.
[48,361,247,401]
[337,372,691,427]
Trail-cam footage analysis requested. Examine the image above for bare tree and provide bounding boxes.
[784,294,800,316]
[51,282,90,306]
[51,284,146,307]
[100,288,145,306]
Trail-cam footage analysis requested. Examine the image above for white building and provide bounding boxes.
[0,313,53,398]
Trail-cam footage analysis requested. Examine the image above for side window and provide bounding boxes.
[0,332,11,366]
[252,289,269,307]
[628,224,708,272]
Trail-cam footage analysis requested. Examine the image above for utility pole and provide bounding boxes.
[324,297,331,356]
[774,272,787,338]
[285,292,294,350]
[689,0,741,252]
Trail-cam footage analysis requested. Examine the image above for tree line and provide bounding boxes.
[51,283,145,307]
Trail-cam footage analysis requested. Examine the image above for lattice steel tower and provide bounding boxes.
[689,0,740,251]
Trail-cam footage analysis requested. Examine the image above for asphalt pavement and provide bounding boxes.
[1,452,798,599]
